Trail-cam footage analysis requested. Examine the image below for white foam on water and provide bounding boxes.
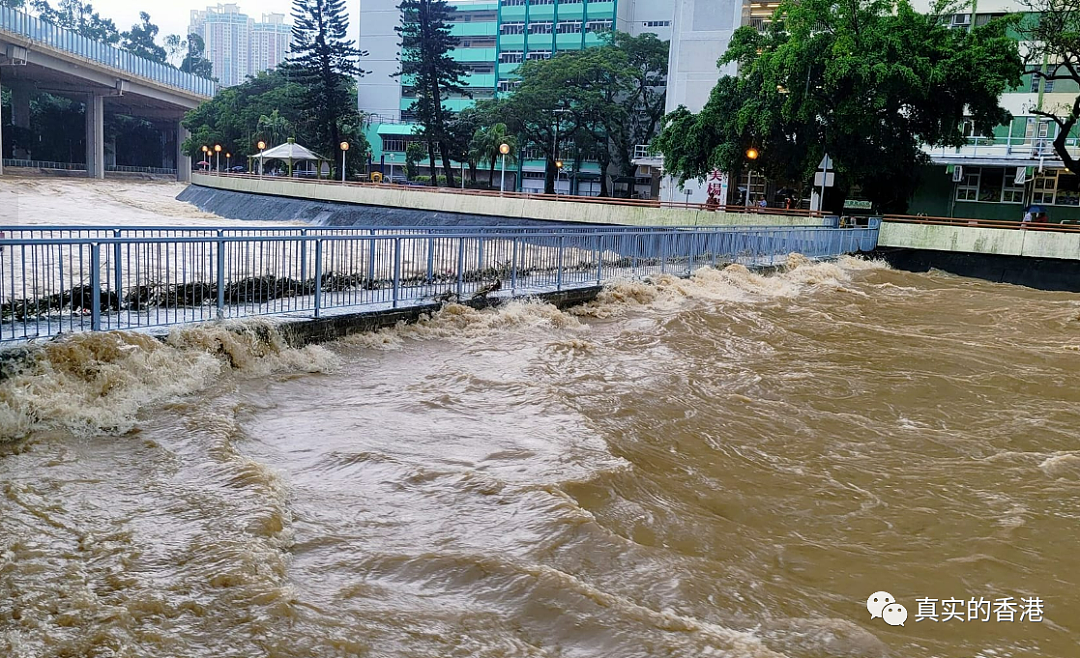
[0,319,338,440]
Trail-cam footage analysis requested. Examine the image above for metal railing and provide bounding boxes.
[2,159,177,175]
[883,213,1080,232]
[194,172,828,219]
[0,223,880,343]
[0,223,836,242]
[0,6,216,98]
[922,136,1080,162]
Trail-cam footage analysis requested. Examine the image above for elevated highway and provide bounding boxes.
[0,6,215,181]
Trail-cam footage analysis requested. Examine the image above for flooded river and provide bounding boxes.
[2,253,1078,658]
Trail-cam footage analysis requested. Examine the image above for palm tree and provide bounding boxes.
[257,110,293,147]
[470,123,516,189]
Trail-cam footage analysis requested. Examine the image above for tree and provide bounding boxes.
[396,0,469,187]
[405,141,426,180]
[31,0,121,44]
[488,32,668,196]
[1021,0,1080,174]
[257,109,293,146]
[471,122,516,188]
[654,0,1023,212]
[490,57,585,194]
[121,12,167,64]
[180,34,214,79]
[182,70,303,163]
[283,0,366,178]
[597,32,669,180]
[165,33,214,79]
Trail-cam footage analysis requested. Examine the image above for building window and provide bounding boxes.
[1025,117,1054,143]
[1057,173,1080,206]
[499,51,524,63]
[529,22,553,34]
[500,0,526,5]
[497,80,522,92]
[527,50,552,60]
[975,12,1006,25]
[560,0,583,3]
[1029,76,1055,93]
[557,21,582,33]
[642,20,671,27]
[955,168,980,202]
[978,167,1004,203]
[530,0,554,4]
[501,22,525,34]
[1002,170,1025,204]
[586,19,613,32]
[382,139,407,153]
[1032,171,1056,205]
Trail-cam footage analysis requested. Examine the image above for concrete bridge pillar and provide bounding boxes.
[177,121,191,183]
[10,88,30,159]
[85,93,104,179]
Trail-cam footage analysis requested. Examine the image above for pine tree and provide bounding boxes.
[396,0,469,187]
[285,0,366,178]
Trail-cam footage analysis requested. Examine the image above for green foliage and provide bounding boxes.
[486,31,668,195]
[121,11,167,64]
[256,110,293,147]
[282,0,366,179]
[470,122,517,186]
[30,0,120,44]
[182,71,303,161]
[1021,0,1080,174]
[182,70,369,172]
[405,142,426,180]
[654,0,1023,212]
[396,0,469,186]
[166,33,214,79]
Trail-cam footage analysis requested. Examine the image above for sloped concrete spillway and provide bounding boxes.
[177,186,585,227]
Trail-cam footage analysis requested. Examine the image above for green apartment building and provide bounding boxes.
[357,0,673,193]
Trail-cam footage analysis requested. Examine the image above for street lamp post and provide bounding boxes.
[201,145,209,172]
[214,144,221,174]
[499,143,510,195]
[340,141,349,183]
[555,160,564,199]
[226,152,231,173]
[256,141,265,176]
[745,147,759,208]
[461,153,466,190]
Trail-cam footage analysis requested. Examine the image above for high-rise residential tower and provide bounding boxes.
[189,4,292,88]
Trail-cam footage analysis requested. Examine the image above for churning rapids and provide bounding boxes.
[2,252,1078,658]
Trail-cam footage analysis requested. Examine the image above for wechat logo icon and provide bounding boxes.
[867,591,908,627]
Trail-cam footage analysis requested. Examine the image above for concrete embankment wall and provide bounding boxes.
[177,185,578,227]
[879,222,1080,260]
[188,173,820,228]
[877,222,1080,291]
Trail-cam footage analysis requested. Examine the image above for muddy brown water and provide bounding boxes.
[1,257,1078,658]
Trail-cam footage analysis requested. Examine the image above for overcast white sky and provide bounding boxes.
[85,0,362,44]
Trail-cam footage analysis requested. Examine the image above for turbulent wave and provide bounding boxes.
[0,255,885,440]
[342,297,585,350]
[0,320,337,440]
[573,255,887,318]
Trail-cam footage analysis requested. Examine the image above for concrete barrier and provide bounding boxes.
[880,221,1080,261]
[190,174,821,228]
